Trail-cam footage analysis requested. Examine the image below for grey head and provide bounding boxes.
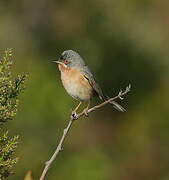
[55,50,86,69]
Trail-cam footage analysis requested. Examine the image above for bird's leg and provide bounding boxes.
[71,101,82,117]
[83,100,90,116]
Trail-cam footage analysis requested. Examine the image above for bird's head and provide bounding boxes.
[53,50,85,69]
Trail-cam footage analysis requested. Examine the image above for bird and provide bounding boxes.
[53,50,125,116]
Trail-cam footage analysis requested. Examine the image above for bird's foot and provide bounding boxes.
[71,111,78,120]
[83,108,89,117]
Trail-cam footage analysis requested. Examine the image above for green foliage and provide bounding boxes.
[0,49,27,124]
[0,49,27,179]
[0,132,19,179]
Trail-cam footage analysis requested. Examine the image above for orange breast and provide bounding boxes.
[59,64,93,100]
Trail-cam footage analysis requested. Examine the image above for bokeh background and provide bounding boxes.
[1,0,169,179]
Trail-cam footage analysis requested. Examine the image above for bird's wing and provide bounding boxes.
[80,66,106,101]
[80,66,126,112]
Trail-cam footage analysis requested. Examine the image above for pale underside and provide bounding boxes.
[59,63,93,101]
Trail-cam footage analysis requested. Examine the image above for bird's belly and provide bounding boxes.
[61,69,93,101]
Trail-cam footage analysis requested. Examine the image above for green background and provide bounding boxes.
[1,0,169,179]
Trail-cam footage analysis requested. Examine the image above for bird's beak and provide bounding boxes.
[53,60,60,64]
[53,60,66,67]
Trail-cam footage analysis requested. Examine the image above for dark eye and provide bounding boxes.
[64,59,70,64]
[60,55,66,60]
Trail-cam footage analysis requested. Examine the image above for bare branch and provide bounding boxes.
[39,120,74,180]
[39,84,131,180]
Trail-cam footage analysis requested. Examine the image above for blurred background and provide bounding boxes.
[0,0,169,179]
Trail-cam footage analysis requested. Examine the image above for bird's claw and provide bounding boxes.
[71,111,78,120]
[83,108,89,116]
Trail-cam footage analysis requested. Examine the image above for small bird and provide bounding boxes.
[54,50,125,115]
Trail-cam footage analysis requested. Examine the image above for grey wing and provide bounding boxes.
[81,66,106,101]
[81,66,126,112]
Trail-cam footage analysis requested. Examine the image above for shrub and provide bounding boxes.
[0,49,27,179]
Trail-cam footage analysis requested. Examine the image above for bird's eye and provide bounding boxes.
[64,59,70,64]
[60,55,65,60]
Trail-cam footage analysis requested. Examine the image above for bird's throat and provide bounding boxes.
[58,63,70,72]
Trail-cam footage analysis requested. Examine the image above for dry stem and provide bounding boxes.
[39,84,131,180]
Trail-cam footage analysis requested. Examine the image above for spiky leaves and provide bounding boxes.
[0,49,27,179]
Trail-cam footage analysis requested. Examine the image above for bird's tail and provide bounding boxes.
[109,100,126,112]
[101,92,125,112]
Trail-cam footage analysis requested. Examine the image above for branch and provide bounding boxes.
[39,84,131,180]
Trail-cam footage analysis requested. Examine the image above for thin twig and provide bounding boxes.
[39,119,74,180]
[39,84,131,180]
